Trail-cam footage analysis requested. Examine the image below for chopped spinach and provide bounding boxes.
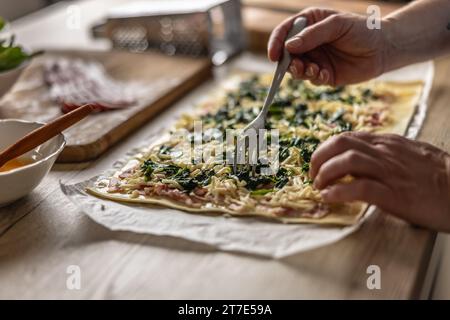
[279,147,291,162]
[159,145,173,155]
[329,109,345,123]
[141,160,217,193]
[192,169,215,187]
[232,166,290,192]
[301,162,310,173]
[299,141,318,163]
[329,109,352,132]
[141,160,159,177]
[274,168,290,189]
[294,103,308,112]
[172,168,196,191]
[233,168,273,190]
[362,88,373,99]
[271,98,291,108]
[279,136,320,164]
[290,106,327,128]
[141,160,179,178]
[236,75,267,101]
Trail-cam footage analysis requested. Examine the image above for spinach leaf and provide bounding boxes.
[159,145,173,155]
[233,166,290,192]
[329,109,352,132]
[278,136,319,168]
[142,160,216,193]
[301,162,310,173]
[141,160,179,178]
[0,46,29,71]
[233,168,273,190]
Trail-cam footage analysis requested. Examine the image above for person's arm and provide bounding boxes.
[267,1,450,231]
[384,0,450,71]
[267,0,450,86]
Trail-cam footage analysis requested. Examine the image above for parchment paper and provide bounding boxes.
[61,55,434,258]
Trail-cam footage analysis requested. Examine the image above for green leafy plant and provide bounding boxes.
[0,17,42,72]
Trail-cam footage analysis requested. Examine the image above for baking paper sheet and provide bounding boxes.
[61,55,434,258]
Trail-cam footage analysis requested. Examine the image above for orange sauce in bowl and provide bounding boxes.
[0,158,32,173]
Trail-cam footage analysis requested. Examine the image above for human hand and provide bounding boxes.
[310,132,450,231]
[268,8,389,86]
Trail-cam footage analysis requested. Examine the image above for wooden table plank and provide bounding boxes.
[243,0,404,15]
[1,56,447,299]
[244,7,290,53]
[0,0,446,299]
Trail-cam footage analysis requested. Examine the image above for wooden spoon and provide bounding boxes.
[0,104,95,168]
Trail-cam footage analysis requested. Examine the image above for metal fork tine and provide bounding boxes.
[245,136,250,172]
[230,17,307,176]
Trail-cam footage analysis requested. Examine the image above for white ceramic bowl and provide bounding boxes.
[0,119,66,206]
[0,60,29,98]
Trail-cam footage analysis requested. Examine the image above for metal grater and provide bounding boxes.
[91,0,246,65]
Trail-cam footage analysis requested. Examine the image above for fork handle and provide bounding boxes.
[260,17,307,117]
[285,17,308,49]
[279,17,308,79]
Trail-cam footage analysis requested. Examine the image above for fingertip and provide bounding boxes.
[309,162,317,180]
[289,59,304,78]
[267,41,281,62]
[313,175,323,190]
[285,36,303,53]
[268,52,277,62]
[289,64,297,77]
[309,141,326,179]
[318,69,330,84]
[293,58,304,69]
[320,189,331,202]
[305,63,319,79]
[321,187,342,203]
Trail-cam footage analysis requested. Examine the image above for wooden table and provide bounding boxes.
[243,0,404,15]
[0,0,448,299]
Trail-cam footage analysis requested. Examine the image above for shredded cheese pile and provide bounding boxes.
[108,74,395,217]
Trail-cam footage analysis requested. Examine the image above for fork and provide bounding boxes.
[233,17,307,174]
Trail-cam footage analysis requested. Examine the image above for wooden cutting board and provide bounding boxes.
[0,50,211,163]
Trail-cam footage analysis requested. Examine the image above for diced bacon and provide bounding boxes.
[367,112,383,126]
[107,177,122,193]
[190,194,207,203]
[229,203,243,211]
[166,189,189,201]
[273,204,329,218]
[154,184,169,195]
[194,187,208,196]
[168,189,201,207]
[256,205,290,216]
[118,168,136,179]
